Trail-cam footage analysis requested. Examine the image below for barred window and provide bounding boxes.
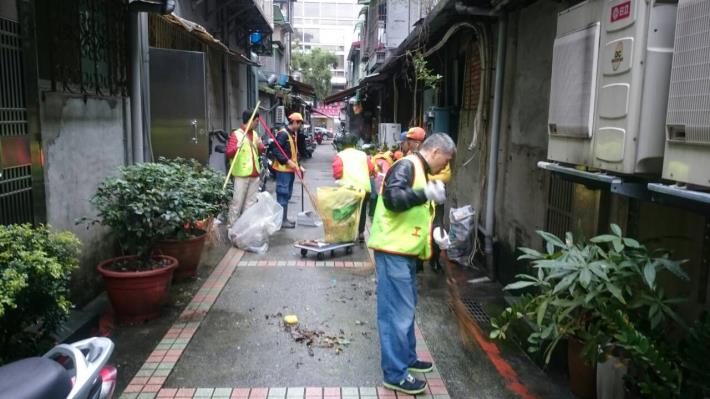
[35,0,128,97]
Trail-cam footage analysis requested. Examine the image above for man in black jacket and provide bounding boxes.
[271,113,306,228]
[367,133,455,395]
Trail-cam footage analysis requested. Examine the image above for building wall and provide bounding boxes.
[40,92,130,304]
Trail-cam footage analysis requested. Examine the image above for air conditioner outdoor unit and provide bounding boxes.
[379,123,401,148]
[546,0,603,166]
[591,0,677,174]
[275,106,285,125]
[662,0,710,188]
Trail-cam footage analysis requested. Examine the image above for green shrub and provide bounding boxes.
[86,158,231,267]
[0,224,80,363]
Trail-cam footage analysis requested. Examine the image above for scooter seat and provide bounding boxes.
[0,357,72,399]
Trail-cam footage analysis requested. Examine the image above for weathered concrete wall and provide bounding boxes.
[41,92,130,305]
[448,0,562,283]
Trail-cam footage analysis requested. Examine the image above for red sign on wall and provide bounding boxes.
[611,1,632,23]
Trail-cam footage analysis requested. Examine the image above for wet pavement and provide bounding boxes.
[113,141,573,399]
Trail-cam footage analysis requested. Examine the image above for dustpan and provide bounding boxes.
[297,210,322,227]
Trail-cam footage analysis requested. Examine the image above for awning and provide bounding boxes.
[323,85,360,104]
[288,77,315,97]
[161,14,259,66]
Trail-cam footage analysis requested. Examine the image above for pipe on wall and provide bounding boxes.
[129,12,144,164]
[484,15,507,279]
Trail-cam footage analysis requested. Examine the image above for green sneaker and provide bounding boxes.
[384,374,427,395]
[408,360,434,373]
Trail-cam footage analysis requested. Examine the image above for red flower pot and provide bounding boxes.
[153,230,207,281]
[97,255,178,324]
[568,337,597,399]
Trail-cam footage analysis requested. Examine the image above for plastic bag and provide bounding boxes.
[447,205,477,265]
[317,186,365,243]
[228,192,283,253]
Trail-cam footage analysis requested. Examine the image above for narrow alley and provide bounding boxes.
[112,142,570,399]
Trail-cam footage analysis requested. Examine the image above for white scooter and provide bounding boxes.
[0,337,116,399]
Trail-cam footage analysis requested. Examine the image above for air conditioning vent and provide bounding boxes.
[548,23,600,138]
[666,0,710,145]
[662,0,710,188]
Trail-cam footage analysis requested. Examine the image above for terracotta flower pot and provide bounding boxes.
[97,255,178,324]
[568,337,597,399]
[154,229,207,281]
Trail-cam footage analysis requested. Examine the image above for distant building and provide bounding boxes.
[291,0,360,94]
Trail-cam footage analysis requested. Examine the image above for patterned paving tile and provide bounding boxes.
[119,246,450,399]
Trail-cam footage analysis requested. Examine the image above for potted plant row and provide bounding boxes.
[490,224,710,399]
[87,158,231,323]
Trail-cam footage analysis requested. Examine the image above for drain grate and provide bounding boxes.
[460,298,491,325]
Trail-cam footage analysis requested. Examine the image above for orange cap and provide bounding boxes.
[288,112,304,122]
[407,127,426,141]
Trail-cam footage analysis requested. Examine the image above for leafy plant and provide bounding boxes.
[407,50,441,125]
[291,47,338,102]
[86,158,231,268]
[679,313,710,398]
[0,224,80,363]
[490,224,688,365]
[605,310,682,397]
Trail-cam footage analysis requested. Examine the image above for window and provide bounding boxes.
[321,19,338,25]
[321,3,337,18]
[304,3,320,17]
[293,3,303,17]
[336,54,345,69]
[337,4,354,19]
[303,28,319,43]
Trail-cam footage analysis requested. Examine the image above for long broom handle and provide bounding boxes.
[223,101,261,190]
[258,115,321,216]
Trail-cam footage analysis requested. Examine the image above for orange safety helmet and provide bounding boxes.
[406,126,426,141]
[288,112,304,122]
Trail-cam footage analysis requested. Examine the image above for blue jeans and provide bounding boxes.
[274,171,295,209]
[375,250,417,383]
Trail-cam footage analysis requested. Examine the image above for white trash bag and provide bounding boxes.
[228,192,283,253]
[447,205,477,265]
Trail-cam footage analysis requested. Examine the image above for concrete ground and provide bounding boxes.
[113,141,573,399]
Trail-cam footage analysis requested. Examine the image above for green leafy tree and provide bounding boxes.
[291,47,338,102]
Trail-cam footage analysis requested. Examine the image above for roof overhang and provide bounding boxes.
[161,14,259,66]
[288,77,315,97]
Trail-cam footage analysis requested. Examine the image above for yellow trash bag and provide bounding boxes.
[316,186,365,243]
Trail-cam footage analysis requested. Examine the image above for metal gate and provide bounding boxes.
[0,16,34,225]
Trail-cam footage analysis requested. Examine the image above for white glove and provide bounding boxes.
[424,180,446,204]
[433,227,451,249]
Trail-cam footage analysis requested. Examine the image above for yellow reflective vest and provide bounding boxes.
[338,148,371,193]
[230,129,261,177]
[272,128,298,173]
[367,155,434,260]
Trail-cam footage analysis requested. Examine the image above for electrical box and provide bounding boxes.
[425,107,452,135]
[547,0,603,166]
[378,123,401,148]
[591,0,677,174]
[275,106,285,125]
[662,0,710,188]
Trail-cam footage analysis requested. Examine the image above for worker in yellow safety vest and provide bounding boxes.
[271,112,306,229]
[369,146,395,218]
[367,133,455,396]
[427,156,452,272]
[332,134,375,242]
[226,110,265,225]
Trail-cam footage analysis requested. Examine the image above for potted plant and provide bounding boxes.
[150,158,231,280]
[89,161,181,323]
[490,224,688,399]
[0,224,80,363]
